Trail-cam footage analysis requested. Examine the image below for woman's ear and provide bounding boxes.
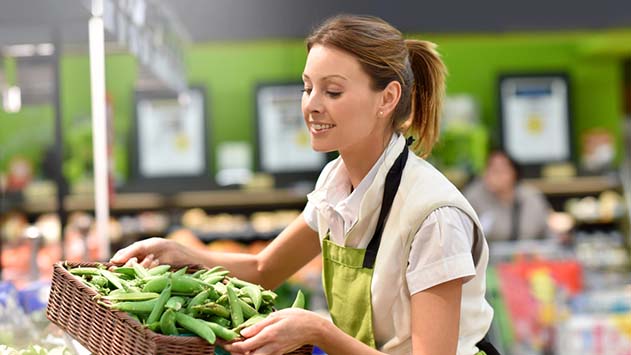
[379,81,402,117]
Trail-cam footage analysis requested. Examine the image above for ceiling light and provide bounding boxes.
[36,43,55,56]
[3,44,36,57]
[3,86,22,113]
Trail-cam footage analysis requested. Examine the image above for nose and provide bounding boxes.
[302,89,323,116]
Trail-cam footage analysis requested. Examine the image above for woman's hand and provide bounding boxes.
[110,237,190,267]
[223,308,322,355]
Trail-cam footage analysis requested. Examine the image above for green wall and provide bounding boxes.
[1,29,629,183]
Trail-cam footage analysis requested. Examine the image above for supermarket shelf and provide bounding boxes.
[522,175,621,195]
[8,175,619,214]
[172,189,308,209]
[12,188,308,214]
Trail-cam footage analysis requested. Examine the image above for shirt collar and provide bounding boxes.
[307,133,400,216]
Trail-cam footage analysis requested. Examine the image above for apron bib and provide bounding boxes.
[320,139,495,355]
[322,140,409,348]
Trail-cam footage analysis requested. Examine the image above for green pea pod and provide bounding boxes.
[227,285,244,327]
[69,267,102,276]
[102,292,160,302]
[202,274,225,285]
[173,266,188,276]
[291,290,305,309]
[208,315,231,328]
[233,314,268,333]
[106,298,158,314]
[204,265,226,275]
[242,285,262,310]
[142,276,169,293]
[186,289,212,316]
[147,264,171,276]
[146,321,160,332]
[159,309,178,335]
[90,275,109,288]
[165,296,186,311]
[172,275,207,294]
[131,261,149,279]
[147,282,172,324]
[205,321,240,341]
[216,294,228,305]
[205,269,230,278]
[213,283,227,295]
[192,302,231,318]
[99,269,125,290]
[107,288,129,297]
[175,312,216,344]
[228,277,263,290]
[236,298,258,319]
[261,290,277,303]
[111,267,136,278]
[144,274,206,294]
[191,269,208,279]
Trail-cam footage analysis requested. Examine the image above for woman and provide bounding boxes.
[112,15,495,355]
[464,149,551,242]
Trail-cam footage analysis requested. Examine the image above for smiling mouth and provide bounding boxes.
[311,123,336,133]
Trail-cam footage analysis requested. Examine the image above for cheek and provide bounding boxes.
[335,96,375,129]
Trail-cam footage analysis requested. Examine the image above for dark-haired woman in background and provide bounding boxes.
[464,150,551,242]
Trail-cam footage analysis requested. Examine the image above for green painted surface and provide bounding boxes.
[1,29,629,181]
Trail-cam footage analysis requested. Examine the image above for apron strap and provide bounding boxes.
[363,139,410,269]
[509,197,521,241]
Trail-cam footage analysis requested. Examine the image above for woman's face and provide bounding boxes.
[301,44,386,155]
[484,152,517,194]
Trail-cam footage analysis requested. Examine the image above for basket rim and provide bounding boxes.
[52,261,225,346]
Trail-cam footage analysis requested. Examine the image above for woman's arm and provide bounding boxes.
[410,277,464,355]
[111,214,321,290]
[227,278,465,355]
[224,308,387,355]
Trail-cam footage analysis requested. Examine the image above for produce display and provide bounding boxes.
[66,262,305,345]
[0,345,72,355]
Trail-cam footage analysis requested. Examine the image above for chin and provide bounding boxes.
[311,143,336,153]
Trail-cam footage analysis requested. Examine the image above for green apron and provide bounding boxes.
[321,140,493,354]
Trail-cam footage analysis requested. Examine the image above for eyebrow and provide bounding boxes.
[302,73,348,81]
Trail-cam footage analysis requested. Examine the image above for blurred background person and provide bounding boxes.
[464,149,551,242]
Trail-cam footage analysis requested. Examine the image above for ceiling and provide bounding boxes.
[0,0,630,48]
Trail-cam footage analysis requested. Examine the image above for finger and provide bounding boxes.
[123,257,138,267]
[111,244,145,263]
[251,344,279,355]
[240,315,279,338]
[140,254,154,268]
[225,331,272,354]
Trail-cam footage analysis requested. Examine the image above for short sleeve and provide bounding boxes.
[302,158,340,232]
[302,200,318,231]
[406,207,477,295]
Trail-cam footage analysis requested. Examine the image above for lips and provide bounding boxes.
[310,122,336,133]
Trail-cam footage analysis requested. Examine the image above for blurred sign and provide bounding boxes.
[500,74,571,165]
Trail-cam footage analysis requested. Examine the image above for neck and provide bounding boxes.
[340,131,393,188]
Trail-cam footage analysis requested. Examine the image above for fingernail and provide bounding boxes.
[240,327,252,336]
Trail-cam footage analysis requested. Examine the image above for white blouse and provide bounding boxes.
[303,135,477,295]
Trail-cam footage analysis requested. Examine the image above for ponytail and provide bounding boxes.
[403,40,447,157]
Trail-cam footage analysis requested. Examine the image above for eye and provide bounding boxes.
[326,91,342,98]
[301,88,312,95]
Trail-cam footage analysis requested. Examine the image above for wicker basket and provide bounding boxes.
[46,261,313,355]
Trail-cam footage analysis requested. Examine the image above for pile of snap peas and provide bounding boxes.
[67,262,305,345]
